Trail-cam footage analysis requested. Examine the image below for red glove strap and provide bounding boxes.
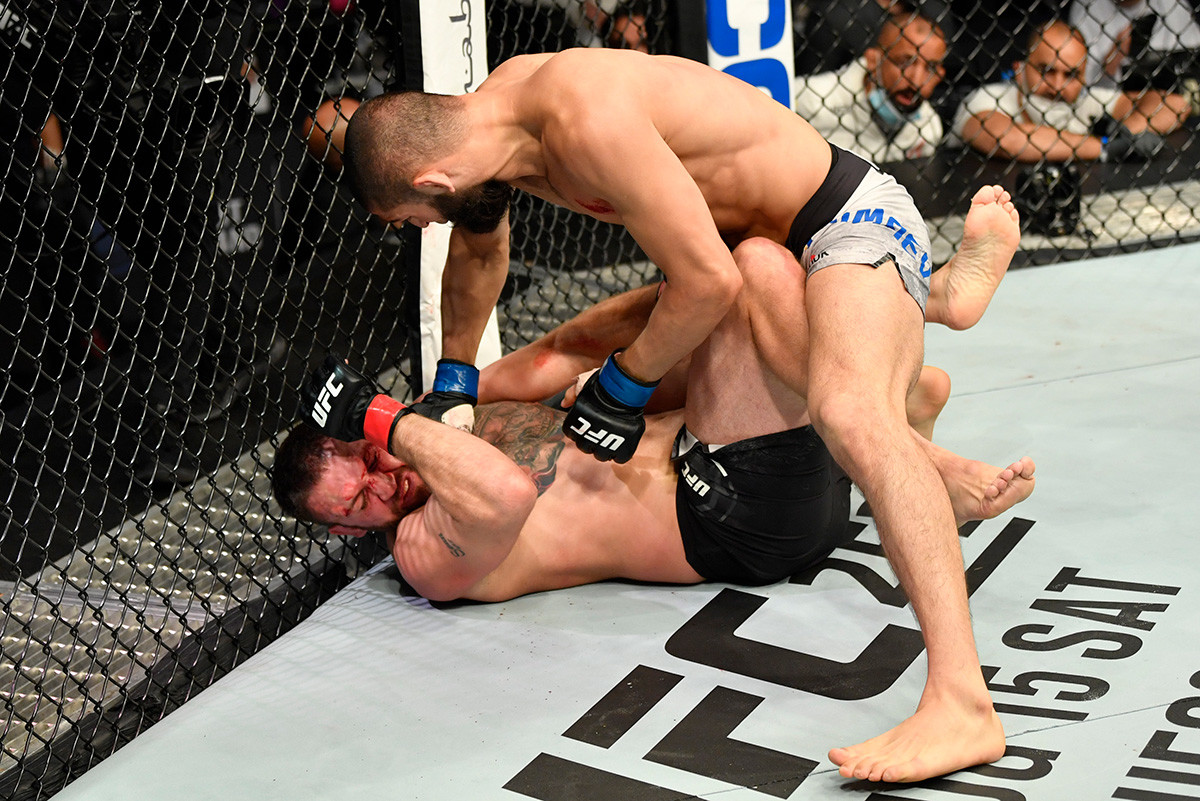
[363,395,406,450]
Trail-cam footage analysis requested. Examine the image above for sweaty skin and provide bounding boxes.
[362,49,1027,784]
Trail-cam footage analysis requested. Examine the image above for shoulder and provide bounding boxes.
[956,82,1018,121]
[526,48,630,95]
[474,401,564,438]
[522,51,638,132]
[488,52,556,83]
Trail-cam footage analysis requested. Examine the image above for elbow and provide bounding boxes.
[717,267,743,303]
[481,471,538,530]
[700,267,742,318]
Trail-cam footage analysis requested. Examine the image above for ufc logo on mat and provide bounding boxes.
[311,376,343,426]
[568,419,625,452]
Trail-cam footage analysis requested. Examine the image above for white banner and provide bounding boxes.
[417,0,501,391]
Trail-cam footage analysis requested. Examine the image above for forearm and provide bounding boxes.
[1004,125,1103,162]
[441,223,510,363]
[1128,92,1190,134]
[389,412,535,529]
[618,270,740,382]
[964,114,1103,162]
[387,411,536,602]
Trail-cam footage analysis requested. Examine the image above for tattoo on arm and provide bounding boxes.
[437,532,465,557]
[473,402,567,496]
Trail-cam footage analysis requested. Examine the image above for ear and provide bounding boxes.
[329,524,369,538]
[865,47,881,73]
[412,169,455,194]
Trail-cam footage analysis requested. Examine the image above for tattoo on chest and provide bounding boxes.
[473,403,567,496]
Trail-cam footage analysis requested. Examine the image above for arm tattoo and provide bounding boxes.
[473,402,567,496]
[437,532,465,557]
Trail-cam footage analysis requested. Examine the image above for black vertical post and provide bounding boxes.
[668,0,709,63]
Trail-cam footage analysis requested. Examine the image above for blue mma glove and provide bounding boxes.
[421,358,479,432]
[563,351,658,464]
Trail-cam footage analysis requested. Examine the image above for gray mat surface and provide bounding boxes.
[58,244,1200,801]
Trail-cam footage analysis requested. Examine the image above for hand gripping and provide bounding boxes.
[563,352,658,464]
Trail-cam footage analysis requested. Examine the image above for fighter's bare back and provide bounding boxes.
[475,49,832,244]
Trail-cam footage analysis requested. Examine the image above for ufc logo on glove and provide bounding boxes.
[567,418,626,452]
[563,352,658,464]
[311,376,343,427]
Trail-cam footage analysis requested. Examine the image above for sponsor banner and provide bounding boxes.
[705,0,795,109]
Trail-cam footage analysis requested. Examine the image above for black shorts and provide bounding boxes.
[673,425,854,585]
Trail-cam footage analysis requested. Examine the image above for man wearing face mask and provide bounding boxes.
[794,3,949,163]
[949,19,1188,162]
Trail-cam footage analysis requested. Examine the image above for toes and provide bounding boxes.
[828,746,853,769]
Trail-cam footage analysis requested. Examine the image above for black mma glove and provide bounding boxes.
[419,358,478,432]
[300,355,409,450]
[1094,114,1163,162]
[563,351,658,464]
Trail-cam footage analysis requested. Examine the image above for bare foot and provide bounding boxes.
[926,185,1021,331]
[918,436,1036,525]
[950,457,1036,526]
[829,689,1006,782]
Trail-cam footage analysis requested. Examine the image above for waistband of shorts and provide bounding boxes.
[672,424,821,461]
[784,144,874,256]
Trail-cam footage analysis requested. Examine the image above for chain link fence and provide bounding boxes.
[487,0,675,351]
[795,0,1200,266]
[2,0,1198,797]
[2,2,408,796]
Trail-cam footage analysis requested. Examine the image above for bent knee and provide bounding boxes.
[808,390,909,454]
[909,366,951,419]
[731,237,804,292]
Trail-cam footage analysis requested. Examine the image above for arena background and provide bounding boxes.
[1,1,1197,798]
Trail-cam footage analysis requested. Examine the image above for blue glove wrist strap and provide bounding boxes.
[597,353,658,409]
[433,359,479,397]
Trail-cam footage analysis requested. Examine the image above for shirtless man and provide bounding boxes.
[284,190,1031,783]
[345,52,1020,775]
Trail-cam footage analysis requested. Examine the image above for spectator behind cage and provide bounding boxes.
[794,4,947,163]
[1069,0,1200,87]
[948,19,1189,162]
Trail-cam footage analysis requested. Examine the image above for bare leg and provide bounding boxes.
[684,239,812,443]
[805,258,1005,783]
[907,366,950,440]
[926,186,1021,331]
[478,285,661,404]
[918,435,1036,526]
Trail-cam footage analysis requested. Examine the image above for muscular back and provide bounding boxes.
[445,402,700,601]
[485,50,831,243]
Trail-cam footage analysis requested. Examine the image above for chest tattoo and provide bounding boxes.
[474,403,567,496]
